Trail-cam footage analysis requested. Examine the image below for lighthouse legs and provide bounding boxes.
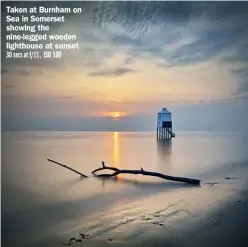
[157,127,174,139]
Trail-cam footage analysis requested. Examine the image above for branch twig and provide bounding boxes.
[92,162,200,185]
[47,159,88,178]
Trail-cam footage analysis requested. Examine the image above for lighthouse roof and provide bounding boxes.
[158,107,171,114]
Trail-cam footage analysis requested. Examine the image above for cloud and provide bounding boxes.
[2,84,15,89]
[232,68,248,97]
[88,67,135,77]
[2,1,248,131]
[231,68,248,75]
[3,2,247,70]
[1,67,32,92]
[3,68,31,76]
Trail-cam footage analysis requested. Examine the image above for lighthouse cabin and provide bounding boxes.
[157,108,175,139]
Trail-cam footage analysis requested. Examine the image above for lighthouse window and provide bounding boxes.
[162,121,172,128]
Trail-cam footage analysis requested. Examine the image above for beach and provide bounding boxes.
[140,182,248,247]
[2,131,248,247]
[55,177,248,247]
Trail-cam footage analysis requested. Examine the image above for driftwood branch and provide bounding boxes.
[47,159,88,178]
[92,162,200,185]
[46,159,200,185]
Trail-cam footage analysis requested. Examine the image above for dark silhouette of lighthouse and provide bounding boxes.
[157,108,175,139]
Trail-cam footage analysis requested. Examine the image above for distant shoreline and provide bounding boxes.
[2,130,247,134]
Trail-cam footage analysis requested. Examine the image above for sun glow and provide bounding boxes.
[112,112,120,118]
[103,112,128,119]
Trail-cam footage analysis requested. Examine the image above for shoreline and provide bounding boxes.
[3,178,248,247]
[142,185,248,247]
[55,177,248,247]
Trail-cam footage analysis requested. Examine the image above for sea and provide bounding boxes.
[2,131,248,247]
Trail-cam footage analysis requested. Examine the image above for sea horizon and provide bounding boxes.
[2,129,247,134]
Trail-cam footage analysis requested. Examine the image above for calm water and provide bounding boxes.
[2,131,248,247]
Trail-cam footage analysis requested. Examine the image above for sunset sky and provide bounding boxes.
[2,1,248,131]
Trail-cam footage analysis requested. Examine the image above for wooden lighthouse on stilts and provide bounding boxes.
[157,108,175,139]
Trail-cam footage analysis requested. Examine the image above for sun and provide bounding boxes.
[112,112,120,118]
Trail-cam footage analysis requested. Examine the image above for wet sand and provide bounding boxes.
[3,176,248,247]
[142,184,248,247]
[57,176,248,247]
